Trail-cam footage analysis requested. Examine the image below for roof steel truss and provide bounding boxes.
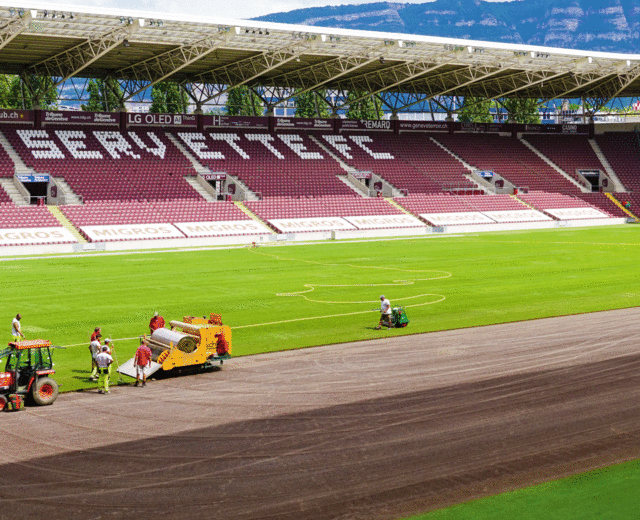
[0,8,33,51]
[3,5,640,111]
[27,17,144,87]
[119,25,240,101]
[185,35,324,103]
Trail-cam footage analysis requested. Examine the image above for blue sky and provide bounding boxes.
[35,0,513,23]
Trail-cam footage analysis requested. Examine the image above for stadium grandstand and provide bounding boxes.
[0,3,637,251]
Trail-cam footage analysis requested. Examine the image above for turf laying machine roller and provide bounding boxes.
[118,314,231,380]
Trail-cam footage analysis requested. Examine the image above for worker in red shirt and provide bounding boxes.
[149,312,165,335]
[215,332,229,357]
[134,336,153,387]
[90,327,101,342]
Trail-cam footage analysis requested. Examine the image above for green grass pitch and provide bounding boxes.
[3,225,640,391]
[405,458,640,520]
[2,224,640,519]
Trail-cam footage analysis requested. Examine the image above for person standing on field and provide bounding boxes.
[11,314,24,340]
[96,345,113,394]
[149,312,165,335]
[375,295,393,330]
[89,333,102,381]
[134,336,152,387]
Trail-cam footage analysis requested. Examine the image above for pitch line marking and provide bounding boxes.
[239,248,449,326]
[233,295,447,329]
[57,248,451,347]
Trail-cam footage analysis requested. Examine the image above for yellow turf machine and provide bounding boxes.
[118,314,231,380]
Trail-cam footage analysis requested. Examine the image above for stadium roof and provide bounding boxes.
[2,2,640,111]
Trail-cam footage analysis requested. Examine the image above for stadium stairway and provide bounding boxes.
[429,136,475,172]
[385,197,416,215]
[605,193,639,221]
[233,201,277,233]
[183,176,217,202]
[53,178,83,205]
[310,134,401,197]
[47,206,87,243]
[0,178,28,205]
[165,132,209,176]
[166,131,260,201]
[589,139,626,192]
[308,134,353,174]
[0,130,30,174]
[518,137,589,192]
[511,193,548,214]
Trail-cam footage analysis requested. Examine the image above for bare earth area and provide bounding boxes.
[2,308,640,520]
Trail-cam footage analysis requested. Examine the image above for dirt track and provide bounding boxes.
[2,307,640,520]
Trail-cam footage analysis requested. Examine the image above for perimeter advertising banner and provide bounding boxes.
[203,115,269,129]
[274,117,334,130]
[459,122,508,133]
[482,210,553,223]
[0,109,33,123]
[174,220,271,237]
[0,227,76,245]
[337,119,393,131]
[543,207,609,220]
[419,212,496,225]
[81,223,185,241]
[343,214,425,229]
[518,123,590,134]
[268,217,356,232]
[398,120,449,132]
[43,111,120,125]
[126,113,197,127]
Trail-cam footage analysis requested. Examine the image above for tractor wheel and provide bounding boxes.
[0,395,7,411]
[32,377,59,406]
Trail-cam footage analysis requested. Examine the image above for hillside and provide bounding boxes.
[254,0,640,53]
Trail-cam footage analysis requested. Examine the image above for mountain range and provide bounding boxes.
[254,0,640,53]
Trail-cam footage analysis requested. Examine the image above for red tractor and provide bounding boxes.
[0,340,59,411]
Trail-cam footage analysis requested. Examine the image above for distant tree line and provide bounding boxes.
[457,97,541,124]
[0,73,545,121]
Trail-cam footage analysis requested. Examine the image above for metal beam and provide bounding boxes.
[186,35,324,103]
[0,9,35,51]
[119,25,240,101]
[330,60,447,108]
[395,63,505,100]
[27,18,144,87]
[245,40,397,96]
[328,45,512,107]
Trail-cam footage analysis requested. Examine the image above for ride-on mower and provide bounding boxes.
[391,307,410,327]
[0,340,60,411]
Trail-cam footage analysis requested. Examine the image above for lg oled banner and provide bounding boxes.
[126,113,197,127]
